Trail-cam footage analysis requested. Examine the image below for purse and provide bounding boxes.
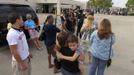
[38,25,45,41]
[107,35,112,68]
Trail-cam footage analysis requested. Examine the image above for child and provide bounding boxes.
[56,34,85,75]
[54,31,71,71]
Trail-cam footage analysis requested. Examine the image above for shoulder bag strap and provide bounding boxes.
[109,35,113,59]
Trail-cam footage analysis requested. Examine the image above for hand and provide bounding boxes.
[56,51,60,58]
[19,62,28,71]
[78,53,85,61]
[56,52,63,59]
[29,54,33,58]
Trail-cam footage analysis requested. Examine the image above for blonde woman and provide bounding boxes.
[80,15,96,65]
[81,15,94,32]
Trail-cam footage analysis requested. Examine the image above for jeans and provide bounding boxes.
[89,56,108,75]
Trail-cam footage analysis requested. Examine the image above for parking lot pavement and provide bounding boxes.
[0,14,134,75]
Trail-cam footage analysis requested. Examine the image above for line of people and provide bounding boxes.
[6,8,115,75]
[42,9,116,75]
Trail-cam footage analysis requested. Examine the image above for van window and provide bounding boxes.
[0,5,13,22]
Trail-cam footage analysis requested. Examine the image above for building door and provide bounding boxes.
[43,4,49,13]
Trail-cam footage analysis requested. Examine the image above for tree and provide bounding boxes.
[88,0,112,9]
[126,0,134,12]
[88,0,96,7]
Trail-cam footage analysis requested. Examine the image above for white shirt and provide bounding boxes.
[6,28,29,61]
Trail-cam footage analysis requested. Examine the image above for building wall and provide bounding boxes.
[36,0,58,4]
[0,0,86,11]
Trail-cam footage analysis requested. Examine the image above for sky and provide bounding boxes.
[75,0,128,8]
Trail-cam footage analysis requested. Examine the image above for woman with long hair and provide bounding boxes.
[80,15,95,64]
[81,15,94,31]
[89,18,115,75]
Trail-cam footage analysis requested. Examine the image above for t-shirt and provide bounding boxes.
[6,28,29,61]
[44,24,60,46]
[60,47,80,73]
[25,20,36,29]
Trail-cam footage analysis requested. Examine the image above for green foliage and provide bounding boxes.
[128,12,134,16]
[88,0,112,9]
[126,0,134,12]
[126,0,134,7]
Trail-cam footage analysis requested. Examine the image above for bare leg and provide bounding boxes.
[33,38,39,49]
[88,51,91,64]
[48,54,54,68]
[35,38,41,49]
[79,63,85,75]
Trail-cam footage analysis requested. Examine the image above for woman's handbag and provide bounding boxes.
[107,35,112,68]
[107,59,112,68]
[38,25,45,41]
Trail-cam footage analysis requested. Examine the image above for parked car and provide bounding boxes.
[0,4,40,44]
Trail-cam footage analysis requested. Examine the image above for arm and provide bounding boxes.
[9,45,28,71]
[57,46,82,61]
[55,27,60,32]
[78,51,85,61]
[58,52,79,62]
[24,21,29,30]
[56,52,79,61]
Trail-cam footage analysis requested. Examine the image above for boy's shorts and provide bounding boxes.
[46,44,56,57]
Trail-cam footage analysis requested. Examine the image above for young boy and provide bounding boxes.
[56,34,85,75]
